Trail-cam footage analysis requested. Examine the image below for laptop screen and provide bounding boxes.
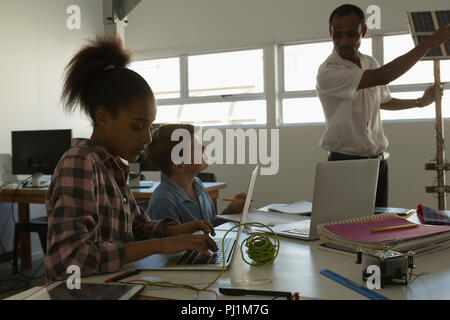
[234,165,259,245]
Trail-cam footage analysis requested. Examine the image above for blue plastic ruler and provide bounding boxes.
[320,269,390,300]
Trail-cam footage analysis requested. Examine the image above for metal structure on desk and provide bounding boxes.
[407,10,450,210]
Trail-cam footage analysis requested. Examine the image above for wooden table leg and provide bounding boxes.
[209,190,219,201]
[18,203,32,270]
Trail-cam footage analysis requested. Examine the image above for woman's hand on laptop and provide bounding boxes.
[222,192,252,215]
[164,220,216,237]
[159,234,218,255]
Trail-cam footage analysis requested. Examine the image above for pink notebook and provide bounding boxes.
[321,214,450,243]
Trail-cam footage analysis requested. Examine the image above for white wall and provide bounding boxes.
[0,0,103,264]
[125,0,450,213]
[0,0,103,154]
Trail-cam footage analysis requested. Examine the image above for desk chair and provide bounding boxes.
[13,216,48,274]
[196,172,218,213]
[138,201,149,213]
[136,155,159,213]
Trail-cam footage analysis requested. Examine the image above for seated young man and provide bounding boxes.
[145,124,248,226]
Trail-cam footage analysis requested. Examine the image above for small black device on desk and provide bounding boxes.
[355,248,415,287]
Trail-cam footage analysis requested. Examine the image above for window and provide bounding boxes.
[153,101,266,126]
[380,91,450,120]
[282,98,325,124]
[129,58,180,99]
[131,34,449,128]
[381,34,450,121]
[130,49,266,126]
[384,34,450,86]
[280,38,372,124]
[280,34,449,124]
[188,50,264,97]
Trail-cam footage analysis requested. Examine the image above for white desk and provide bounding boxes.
[9,232,448,301]
[130,234,450,300]
[5,210,450,300]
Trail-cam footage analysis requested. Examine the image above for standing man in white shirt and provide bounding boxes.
[316,4,449,207]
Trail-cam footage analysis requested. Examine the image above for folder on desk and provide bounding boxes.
[417,204,450,226]
[317,213,450,252]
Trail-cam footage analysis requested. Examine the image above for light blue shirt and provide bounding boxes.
[146,173,216,224]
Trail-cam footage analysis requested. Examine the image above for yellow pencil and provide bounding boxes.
[372,224,418,232]
[222,198,254,202]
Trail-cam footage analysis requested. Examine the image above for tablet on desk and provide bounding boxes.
[24,282,144,300]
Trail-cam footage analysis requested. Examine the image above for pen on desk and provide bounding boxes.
[219,288,291,299]
[372,224,418,232]
[234,222,253,234]
[104,270,140,283]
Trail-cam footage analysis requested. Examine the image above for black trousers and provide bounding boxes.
[328,152,388,208]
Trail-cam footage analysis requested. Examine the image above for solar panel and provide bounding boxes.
[416,35,444,57]
[435,11,450,27]
[411,12,435,32]
[408,10,450,60]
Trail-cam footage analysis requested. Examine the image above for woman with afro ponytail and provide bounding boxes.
[44,35,218,281]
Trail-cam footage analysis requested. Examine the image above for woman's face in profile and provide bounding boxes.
[104,95,156,162]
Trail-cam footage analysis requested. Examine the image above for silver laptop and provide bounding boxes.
[133,165,259,271]
[271,159,379,241]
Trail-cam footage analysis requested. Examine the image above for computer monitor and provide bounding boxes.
[12,130,72,187]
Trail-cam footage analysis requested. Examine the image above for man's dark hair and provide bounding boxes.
[329,4,365,27]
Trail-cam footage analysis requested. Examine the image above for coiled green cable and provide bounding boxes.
[203,222,280,290]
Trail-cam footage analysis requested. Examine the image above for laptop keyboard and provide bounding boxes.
[176,238,234,266]
[280,220,311,236]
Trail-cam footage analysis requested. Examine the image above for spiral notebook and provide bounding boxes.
[317,214,450,252]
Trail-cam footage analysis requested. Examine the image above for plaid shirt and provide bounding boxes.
[45,139,179,281]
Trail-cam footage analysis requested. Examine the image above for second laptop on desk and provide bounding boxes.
[266,159,380,241]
